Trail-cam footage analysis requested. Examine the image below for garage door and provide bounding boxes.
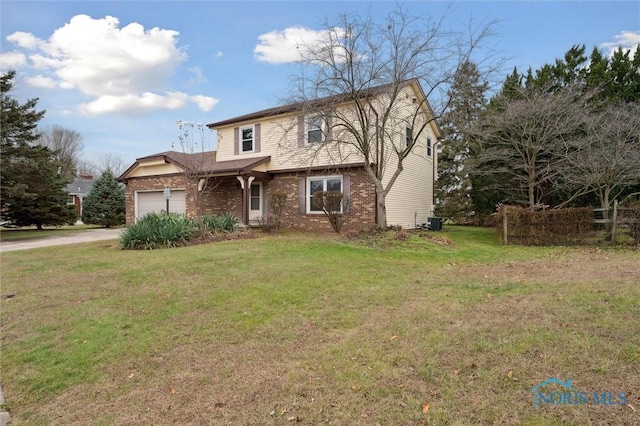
[136,190,186,219]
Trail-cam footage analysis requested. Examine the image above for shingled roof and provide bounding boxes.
[119,150,271,181]
[207,79,422,129]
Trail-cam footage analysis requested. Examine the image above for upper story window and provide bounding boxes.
[406,126,413,149]
[241,125,254,153]
[427,138,432,157]
[306,114,326,144]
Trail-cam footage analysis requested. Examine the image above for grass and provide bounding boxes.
[1,226,638,425]
[0,224,102,242]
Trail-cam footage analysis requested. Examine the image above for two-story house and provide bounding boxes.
[120,79,441,231]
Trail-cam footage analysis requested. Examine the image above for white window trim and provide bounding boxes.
[305,114,327,145]
[306,175,343,214]
[240,124,255,153]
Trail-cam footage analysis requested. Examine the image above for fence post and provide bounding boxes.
[611,200,618,243]
[503,208,508,245]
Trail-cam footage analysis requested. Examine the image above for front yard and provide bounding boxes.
[1,227,638,425]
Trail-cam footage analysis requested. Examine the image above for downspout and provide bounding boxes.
[432,138,441,217]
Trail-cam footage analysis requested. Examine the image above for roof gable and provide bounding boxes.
[119,150,217,181]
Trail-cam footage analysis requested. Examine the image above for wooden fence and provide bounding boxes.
[499,201,640,246]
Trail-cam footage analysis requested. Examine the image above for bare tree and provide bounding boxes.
[37,124,83,179]
[473,86,588,210]
[95,152,128,177]
[289,8,498,228]
[75,159,98,177]
[174,120,218,218]
[563,103,640,211]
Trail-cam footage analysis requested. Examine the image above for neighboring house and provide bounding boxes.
[66,174,96,216]
[120,79,441,231]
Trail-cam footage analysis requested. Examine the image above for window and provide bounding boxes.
[406,126,413,148]
[427,138,432,157]
[307,176,342,213]
[250,183,260,210]
[306,114,326,144]
[241,125,254,152]
[68,195,75,204]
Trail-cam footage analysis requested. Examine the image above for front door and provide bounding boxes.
[249,182,262,222]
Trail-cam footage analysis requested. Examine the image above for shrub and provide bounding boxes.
[120,213,195,250]
[268,192,287,231]
[257,192,288,232]
[200,212,237,233]
[311,191,350,233]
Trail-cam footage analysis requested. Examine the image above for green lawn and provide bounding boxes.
[1,227,638,425]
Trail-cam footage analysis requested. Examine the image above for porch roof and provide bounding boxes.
[205,155,271,177]
[119,150,272,181]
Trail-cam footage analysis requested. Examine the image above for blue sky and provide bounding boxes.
[1,1,638,171]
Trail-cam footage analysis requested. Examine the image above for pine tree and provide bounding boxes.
[435,61,487,222]
[1,71,77,229]
[81,170,125,227]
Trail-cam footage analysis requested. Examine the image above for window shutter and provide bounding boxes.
[298,177,306,214]
[233,127,239,155]
[255,123,261,153]
[342,174,351,214]
[297,115,305,147]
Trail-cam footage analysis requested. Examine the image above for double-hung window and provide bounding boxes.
[427,138,432,157]
[405,126,413,148]
[240,125,254,153]
[306,114,326,144]
[307,176,342,213]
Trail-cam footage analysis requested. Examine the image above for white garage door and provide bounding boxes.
[136,190,186,219]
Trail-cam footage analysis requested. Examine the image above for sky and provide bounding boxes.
[1,1,639,171]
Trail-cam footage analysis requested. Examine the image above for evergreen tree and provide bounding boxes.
[1,71,77,228]
[1,70,45,211]
[81,170,125,227]
[435,61,487,222]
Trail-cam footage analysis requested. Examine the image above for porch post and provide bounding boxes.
[243,175,250,225]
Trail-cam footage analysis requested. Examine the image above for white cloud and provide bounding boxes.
[600,30,640,57]
[0,51,27,69]
[4,14,217,115]
[255,26,337,64]
[80,91,190,115]
[6,31,39,49]
[188,66,208,86]
[190,95,218,111]
[26,75,57,88]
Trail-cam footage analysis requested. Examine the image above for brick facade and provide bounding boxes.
[125,167,377,232]
[265,167,376,232]
[198,178,243,219]
[124,174,192,224]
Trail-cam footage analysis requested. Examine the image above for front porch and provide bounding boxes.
[195,155,272,226]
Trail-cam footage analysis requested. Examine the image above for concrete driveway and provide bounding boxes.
[0,228,123,252]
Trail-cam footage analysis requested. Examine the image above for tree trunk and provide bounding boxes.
[528,172,536,211]
[375,184,388,229]
[601,186,611,234]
